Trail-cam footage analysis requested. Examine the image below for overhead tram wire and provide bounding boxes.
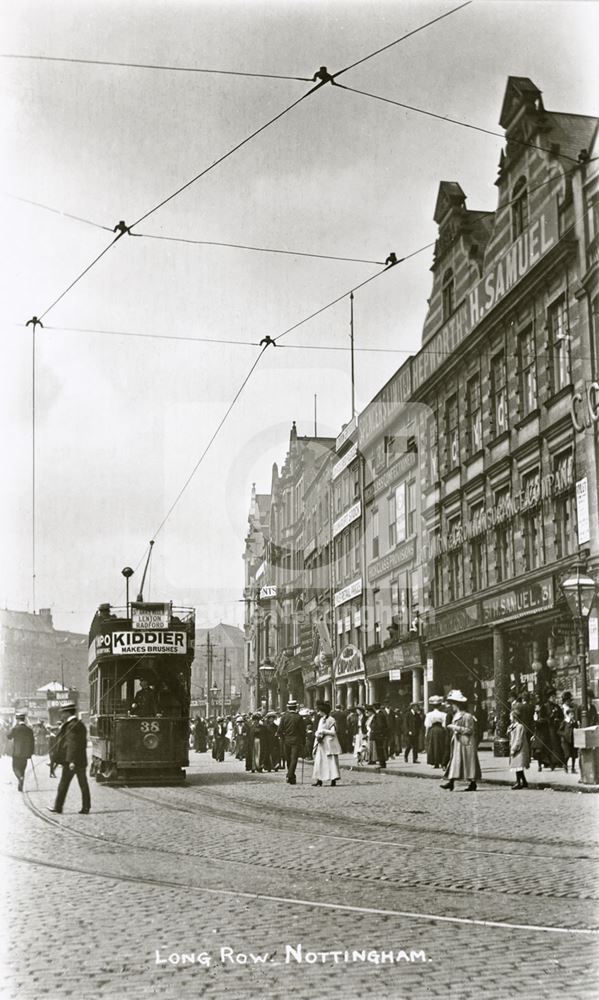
[335,84,588,166]
[330,1,472,81]
[272,241,435,344]
[3,193,113,232]
[135,233,385,266]
[0,52,313,82]
[27,8,475,321]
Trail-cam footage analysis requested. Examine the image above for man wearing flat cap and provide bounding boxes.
[49,703,91,814]
[7,711,35,791]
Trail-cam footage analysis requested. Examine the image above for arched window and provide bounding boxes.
[511,176,529,239]
[442,268,454,320]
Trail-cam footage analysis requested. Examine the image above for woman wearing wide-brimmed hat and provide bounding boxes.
[424,696,448,768]
[312,701,341,787]
[440,690,481,791]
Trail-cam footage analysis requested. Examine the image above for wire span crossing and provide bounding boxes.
[136,232,385,266]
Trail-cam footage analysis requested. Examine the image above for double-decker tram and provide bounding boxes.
[88,599,195,784]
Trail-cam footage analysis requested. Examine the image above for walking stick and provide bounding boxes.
[301,754,304,785]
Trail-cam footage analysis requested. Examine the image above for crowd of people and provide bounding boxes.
[188,683,596,791]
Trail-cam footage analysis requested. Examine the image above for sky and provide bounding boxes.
[1,0,598,636]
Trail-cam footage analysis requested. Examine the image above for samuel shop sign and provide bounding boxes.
[412,199,559,392]
[481,578,554,624]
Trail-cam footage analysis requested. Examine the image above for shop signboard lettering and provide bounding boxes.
[359,361,413,448]
[335,644,364,677]
[570,381,599,432]
[370,449,417,498]
[412,201,559,393]
[427,604,480,638]
[333,501,361,539]
[260,585,277,600]
[368,538,416,582]
[334,577,362,608]
[481,578,553,624]
[576,478,590,545]
[332,443,358,481]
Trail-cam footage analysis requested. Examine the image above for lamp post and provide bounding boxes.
[210,683,220,720]
[259,660,276,712]
[560,561,598,728]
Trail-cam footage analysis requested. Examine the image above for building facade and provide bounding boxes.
[242,78,599,744]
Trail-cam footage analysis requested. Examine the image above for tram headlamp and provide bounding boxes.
[143,733,160,750]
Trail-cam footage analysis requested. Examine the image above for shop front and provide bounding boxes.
[332,643,366,707]
[364,639,425,707]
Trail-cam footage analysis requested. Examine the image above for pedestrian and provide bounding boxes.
[312,701,341,786]
[278,698,305,785]
[193,716,208,753]
[370,703,389,768]
[508,704,530,789]
[382,703,396,758]
[48,703,91,814]
[353,706,368,765]
[404,703,423,763]
[558,707,578,774]
[7,711,35,791]
[212,718,226,762]
[424,696,447,768]
[440,690,481,792]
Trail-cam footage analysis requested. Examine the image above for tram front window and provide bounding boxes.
[130,677,158,717]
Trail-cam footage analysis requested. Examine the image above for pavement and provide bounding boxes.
[1,751,598,1000]
[337,748,599,792]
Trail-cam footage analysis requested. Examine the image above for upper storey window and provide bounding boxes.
[511,177,529,240]
[442,268,455,320]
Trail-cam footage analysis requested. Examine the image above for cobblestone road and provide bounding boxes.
[1,753,597,1000]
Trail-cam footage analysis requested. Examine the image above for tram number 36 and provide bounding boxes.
[140,721,160,733]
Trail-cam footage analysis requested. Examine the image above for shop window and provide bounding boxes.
[554,450,576,558]
[469,502,487,592]
[447,514,463,601]
[518,325,537,416]
[511,176,529,240]
[494,487,514,583]
[548,297,570,393]
[490,350,508,437]
[442,268,455,320]
[445,394,460,470]
[521,469,543,570]
[467,374,482,454]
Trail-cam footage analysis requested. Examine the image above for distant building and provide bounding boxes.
[192,622,245,718]
[0,608,88,714]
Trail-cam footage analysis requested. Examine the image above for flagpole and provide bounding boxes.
[350,292,356,419]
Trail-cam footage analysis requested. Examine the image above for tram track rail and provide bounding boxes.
[4,848,599,939]
[20,785,599,906]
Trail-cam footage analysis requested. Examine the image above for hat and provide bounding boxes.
[60,702,77,713]
[15,711,27,719]
[299,708,312,717]
[287,699,298,709]
[428,696,443,705]
[446,690,467,704]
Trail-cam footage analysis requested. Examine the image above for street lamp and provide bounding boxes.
[259,660,276,711]
[561,562,598,728]
[210,683,220,719]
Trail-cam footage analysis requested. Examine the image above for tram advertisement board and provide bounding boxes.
[90,630,188,659]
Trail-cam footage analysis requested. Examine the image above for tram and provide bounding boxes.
[88,599,195,784]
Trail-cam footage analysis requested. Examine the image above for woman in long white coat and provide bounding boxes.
[312,702,341,786]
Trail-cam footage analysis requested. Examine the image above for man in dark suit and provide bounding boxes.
[278,699,305,785]
[370,703,389,768]
[49,703,91,815]
[7,711,35,791]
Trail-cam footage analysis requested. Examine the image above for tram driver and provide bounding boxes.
[130,677,158,717]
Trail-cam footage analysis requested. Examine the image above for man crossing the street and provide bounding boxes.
[278,698,305,785]
[48,702,91,815]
